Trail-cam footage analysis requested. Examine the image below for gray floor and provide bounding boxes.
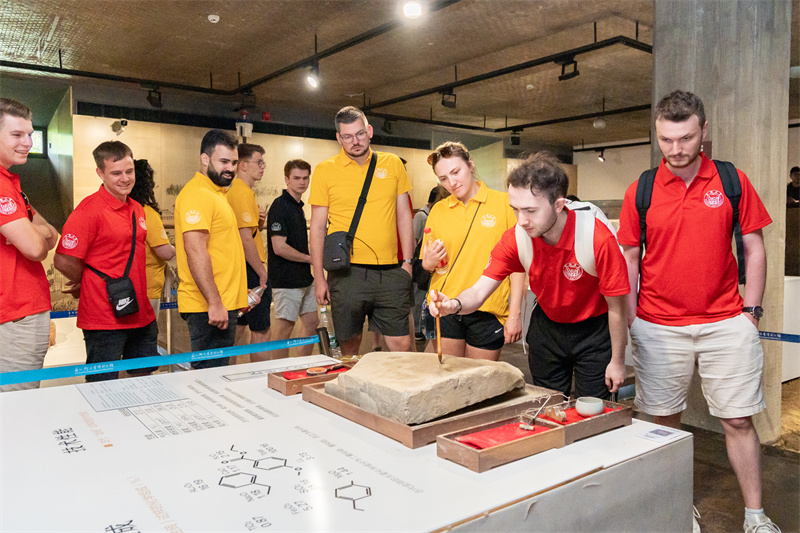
[495,342,800,533]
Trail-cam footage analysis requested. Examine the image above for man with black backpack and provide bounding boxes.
[618,90,778,533]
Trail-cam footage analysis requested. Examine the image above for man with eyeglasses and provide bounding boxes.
[309,106,414,355]
[227,143,271,360]
[0,98,59,392]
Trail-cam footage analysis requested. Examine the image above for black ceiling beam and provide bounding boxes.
[238,0,463,93]
[572,140,651,152]
[362,35,652,112]
[494,103,651,132]
[367,112,493,132]
[0,0,463,97]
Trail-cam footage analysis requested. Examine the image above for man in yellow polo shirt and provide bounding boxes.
[228,143,271,360]
[309,106,414,355]
[175,129,252,369]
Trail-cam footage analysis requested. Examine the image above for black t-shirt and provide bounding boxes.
[788,183,800,202]
[267,190,314,288]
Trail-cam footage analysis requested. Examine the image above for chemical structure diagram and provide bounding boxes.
[335,481,372,511]
[212,444,303,500]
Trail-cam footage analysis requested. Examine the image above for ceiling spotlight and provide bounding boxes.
[526,83,534,90]
[556,57,580,81]
[306,63,320,89]
[510,130,521,146]
[111,120,127,135]
[441,89,456,109]
[381,120,394,135]
[593,117,606,129]
[597,149,605,162]
[403,1,422,19]
[208,14,220,23]
[146,88,163,108]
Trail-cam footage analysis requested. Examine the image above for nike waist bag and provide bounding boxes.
[105,276,139,317]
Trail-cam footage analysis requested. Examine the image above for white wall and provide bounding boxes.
[573,143,650,202]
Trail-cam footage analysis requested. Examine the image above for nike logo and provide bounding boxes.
[116,298,133,311]
[494,328,503,334]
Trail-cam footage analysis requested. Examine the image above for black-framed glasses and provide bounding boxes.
[20,191,33,221]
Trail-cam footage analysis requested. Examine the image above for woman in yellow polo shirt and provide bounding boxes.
[422,141,525,360]
[131,159,176,320]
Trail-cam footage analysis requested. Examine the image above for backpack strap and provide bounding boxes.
[714,160,745,285]
[515,224,533,281]
[634,168,658,269]
[573,210,597,277]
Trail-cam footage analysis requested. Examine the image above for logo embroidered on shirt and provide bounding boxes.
[62,234,79,249]
[271,222,282,231]
[563,262,583,281]
[375,168,388,179]
[481,214,497,228]
[160,229,168,239]
[704,190,725,208]
[138,217,147,231]
[116,297,133,311]
[242,211,252,223]
[0,197,17,215]
[185,210,201,224]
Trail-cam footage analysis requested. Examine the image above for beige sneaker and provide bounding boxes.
[693,506,701,533]
[744,514,781,533]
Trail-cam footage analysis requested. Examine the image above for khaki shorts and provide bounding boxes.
[273,284,317,322]
[630,313,765,419]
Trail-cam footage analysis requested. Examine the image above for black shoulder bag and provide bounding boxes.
[86,213,140,317]
[322,153,378,271]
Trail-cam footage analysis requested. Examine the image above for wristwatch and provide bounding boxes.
[402,258,413,264]
[743,306,763,319]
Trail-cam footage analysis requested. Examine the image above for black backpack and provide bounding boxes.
[635,159,745,284]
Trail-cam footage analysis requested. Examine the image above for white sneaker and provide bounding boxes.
[693,506,701,533]
[744,514,781,533]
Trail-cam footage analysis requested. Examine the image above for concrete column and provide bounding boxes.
[653,0,792,443]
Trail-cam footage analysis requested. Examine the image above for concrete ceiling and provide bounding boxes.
[0,0,797,149]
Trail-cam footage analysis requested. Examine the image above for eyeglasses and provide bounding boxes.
[248,159,266,169]
[20,191,33,221]
[339,130,368,144]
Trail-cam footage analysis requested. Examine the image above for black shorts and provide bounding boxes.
[83,320,159,382]
[526,305,611,399]
[237,263,271,332]
[440,310,505,351]
[328,265,412,340]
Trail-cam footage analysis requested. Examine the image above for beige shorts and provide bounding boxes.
[630,313,765,419]
[273,284,317,322]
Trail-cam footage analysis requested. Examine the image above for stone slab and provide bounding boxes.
[324,352,525,425]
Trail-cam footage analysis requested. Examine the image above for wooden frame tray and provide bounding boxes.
[546,399,633,444]
[267,363,355,396]
[437,406,565,473]
[301,383,557,449]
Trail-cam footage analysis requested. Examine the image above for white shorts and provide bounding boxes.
[0,311,50,392]
[273,284,317,322]
[630,313,765,419]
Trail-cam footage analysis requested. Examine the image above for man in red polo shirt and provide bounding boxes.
[618,91,776,532]
[430,151,629,400]
[55,141,157,382]
[0,98,59,392]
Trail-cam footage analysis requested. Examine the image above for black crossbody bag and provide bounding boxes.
[86,213,140,317]
[322,153,377,271]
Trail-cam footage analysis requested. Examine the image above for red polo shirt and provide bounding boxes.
[484,209,629,323]
[57,186,155,330]
[617,154,772,326]
[0,166,51,323]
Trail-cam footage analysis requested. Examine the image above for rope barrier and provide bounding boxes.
[0,336,319,386]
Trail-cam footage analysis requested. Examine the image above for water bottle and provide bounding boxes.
[237,285,265,317]
[318,306,343,359]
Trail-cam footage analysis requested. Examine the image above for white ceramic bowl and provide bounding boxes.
[575,396,604,417]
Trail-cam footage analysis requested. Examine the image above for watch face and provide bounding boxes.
[753,306,764,319]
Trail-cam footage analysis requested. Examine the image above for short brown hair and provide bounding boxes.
[238,143,265,161]
[284,159,311,177]
[0,98,32,130]
[655,90,706,126]
[93,141,134,171]
[506,151,568,204]
[334,106,368,132]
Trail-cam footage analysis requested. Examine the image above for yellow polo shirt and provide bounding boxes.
[175,172,248,313]
[309,148,411,265]
[226,177,266,263]
[424,181,517,323]
[143,204,171,299]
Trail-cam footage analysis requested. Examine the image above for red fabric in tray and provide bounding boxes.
[540,406,617,425]
[282,366,349,380]
[455,423,551,450]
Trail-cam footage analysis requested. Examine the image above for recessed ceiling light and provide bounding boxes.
[593,117,607,129]
[403,1,422,19]
[526,83,534,90]
[208,14,220,23]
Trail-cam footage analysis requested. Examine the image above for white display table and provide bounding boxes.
[0,356,693,532]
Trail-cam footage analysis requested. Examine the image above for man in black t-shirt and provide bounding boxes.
[788,166,799,208]
[267,159,318,358]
